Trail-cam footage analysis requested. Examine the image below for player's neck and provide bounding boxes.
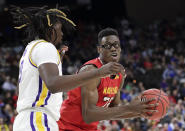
[98,57,106,65]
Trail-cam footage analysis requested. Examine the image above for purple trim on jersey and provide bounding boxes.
[30,112,36,131]
[41,92,51,107]
[44,113,50,131]
[32,76,42,107]
[29,58,37,68]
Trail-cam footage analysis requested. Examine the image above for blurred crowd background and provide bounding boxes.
[0,0,185,131]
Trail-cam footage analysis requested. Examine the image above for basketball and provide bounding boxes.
[141,89,169,120]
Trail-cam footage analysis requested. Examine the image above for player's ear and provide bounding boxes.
[50,28,57,42]
[47,28,54,41]
[97,45,101,54]
[51,28,55,37]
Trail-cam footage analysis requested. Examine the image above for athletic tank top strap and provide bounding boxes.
[77,57,102,73]
[84,58,102,68]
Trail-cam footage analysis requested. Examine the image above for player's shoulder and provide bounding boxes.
[31,39,57,51]
[29,39,53,46]
[37,40,55,47]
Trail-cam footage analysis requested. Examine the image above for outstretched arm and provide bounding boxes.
[39,63,100,93]
[38,60,126,93]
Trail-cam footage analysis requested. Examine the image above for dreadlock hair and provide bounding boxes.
[98,27,119,45]
[10,5,76,43]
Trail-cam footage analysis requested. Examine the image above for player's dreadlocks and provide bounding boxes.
[10,5,76,43]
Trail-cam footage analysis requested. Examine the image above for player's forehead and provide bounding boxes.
[101,35,120,45]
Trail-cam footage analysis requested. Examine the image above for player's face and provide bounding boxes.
[98,35,121,63]
[51,22,63,45]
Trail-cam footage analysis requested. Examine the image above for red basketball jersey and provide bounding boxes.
[58,58,123,131]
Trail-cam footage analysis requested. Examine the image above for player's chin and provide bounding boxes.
[109,57,119,63]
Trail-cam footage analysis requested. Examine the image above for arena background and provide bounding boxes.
[0,0,184,130]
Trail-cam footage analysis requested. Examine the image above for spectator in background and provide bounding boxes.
[2,76,16,91]
[0,117,9,131]
[163,65,176,80]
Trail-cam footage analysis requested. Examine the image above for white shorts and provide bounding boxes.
[13,110,59,131]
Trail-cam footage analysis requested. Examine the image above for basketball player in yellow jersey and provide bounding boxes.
[10,6,127,131]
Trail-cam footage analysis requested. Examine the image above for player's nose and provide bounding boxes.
[110,45,116,51]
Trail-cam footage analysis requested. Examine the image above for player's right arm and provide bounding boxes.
[32,42,125,93]
[39,61,126,93]
[80,65,158,123]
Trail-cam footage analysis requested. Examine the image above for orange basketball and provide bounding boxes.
[141,89,169,120]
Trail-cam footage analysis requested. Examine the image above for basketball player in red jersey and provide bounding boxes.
[58,28,158,131]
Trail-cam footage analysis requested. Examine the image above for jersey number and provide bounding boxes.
[18,48,27,83]
[18,60,24,83]
[102,97,114,107]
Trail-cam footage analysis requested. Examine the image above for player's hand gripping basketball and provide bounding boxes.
[97,62,126,78]
[128,95,159,118]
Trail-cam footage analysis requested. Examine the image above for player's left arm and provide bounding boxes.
[110,75,140,119]
[110,74,125,107]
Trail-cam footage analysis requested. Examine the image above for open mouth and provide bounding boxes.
[111,53,118,57]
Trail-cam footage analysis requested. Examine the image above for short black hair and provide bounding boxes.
[98,27,119,44]
[10,5,76,43]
